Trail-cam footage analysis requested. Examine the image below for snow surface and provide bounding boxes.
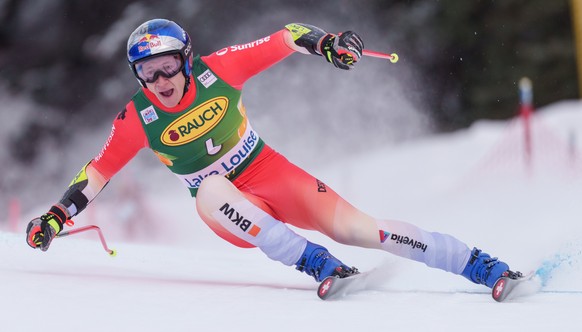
[2,101,582,331]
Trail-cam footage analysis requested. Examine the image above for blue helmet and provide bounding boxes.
[127,19,193,87]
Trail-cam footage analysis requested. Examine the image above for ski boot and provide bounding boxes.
[461,247,522,288]
[295,241,358,282]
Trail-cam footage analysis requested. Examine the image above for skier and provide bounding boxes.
[26,19,520,292]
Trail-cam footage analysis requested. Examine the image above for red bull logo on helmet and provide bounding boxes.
[137,34,162,53]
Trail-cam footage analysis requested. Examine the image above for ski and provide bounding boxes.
[317,271,372,300]
[492,271,539,302]
[317,269,541,301]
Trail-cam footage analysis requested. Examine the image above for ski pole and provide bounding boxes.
[57,225,117,256]
[363,49,399,63]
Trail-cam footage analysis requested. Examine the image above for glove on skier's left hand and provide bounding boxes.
[320,31,364,70]
[26,204,69,251]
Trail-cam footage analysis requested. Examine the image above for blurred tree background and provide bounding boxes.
[0,0,577,164]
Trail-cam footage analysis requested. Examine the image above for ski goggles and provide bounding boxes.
[133,53,184,83]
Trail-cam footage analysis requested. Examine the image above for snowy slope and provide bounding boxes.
[2,101,582,331]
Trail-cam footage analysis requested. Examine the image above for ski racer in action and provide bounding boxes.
[26,19,522,295]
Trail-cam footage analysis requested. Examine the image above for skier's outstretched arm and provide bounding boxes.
[203,23,364,89]
[26,105,147,251]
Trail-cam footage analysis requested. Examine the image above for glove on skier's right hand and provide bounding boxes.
[26,204,69,251]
